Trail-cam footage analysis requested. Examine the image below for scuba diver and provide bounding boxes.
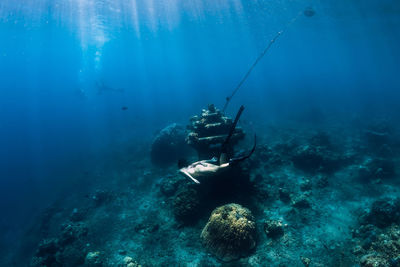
[179,105,256,184]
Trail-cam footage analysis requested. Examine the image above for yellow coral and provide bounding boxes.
[200,203,257,262]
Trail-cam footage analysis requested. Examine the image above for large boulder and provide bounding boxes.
[358,158,396,182]
[291,144,346,173]
[200,203,256,262]
[173,187,201,225]
[150,123,191,166]
[361,198,400,228]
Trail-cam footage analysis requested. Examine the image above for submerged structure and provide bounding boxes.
[186,104,245,159]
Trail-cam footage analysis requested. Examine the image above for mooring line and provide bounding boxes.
[222,10,304,113]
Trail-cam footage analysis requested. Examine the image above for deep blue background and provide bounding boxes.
[0,0,399,249]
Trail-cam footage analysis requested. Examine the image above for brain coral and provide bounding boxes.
[200,203,257,261]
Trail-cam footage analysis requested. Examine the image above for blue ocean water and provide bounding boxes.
[1,0,400,266]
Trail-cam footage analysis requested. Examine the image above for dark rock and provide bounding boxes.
[57,245,86,266]
[309,132,331,149]
[70,208,86,222]
[291,145,345,173]
[316,175,329,188]
[300,179,312,192]
[256,145,285,170]
[364,121,394,151]
[91,190,114,206]
[60,222,89,246]
[31,238,60,266]
[292,195,312,209]
[264,220,285,238]
[160,175,185,197]
[173,187,201,225]
[151,123,191,166]
[362,198,400,228]
[279,188,291,203]
[358,158,396,182]
[36,238,59,257]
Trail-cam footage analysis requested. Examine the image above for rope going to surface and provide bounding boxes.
[222,11,304,113]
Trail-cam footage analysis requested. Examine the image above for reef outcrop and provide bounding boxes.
[186,104,245,159]
[173,187,201,225]
[30,222,89,266]
[361,198,400,228]
[358,157,396,183]
[150,123,191,166]
[291,144,346,173]
[200,203,256,262]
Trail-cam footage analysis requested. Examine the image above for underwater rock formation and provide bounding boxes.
[358,158,396,182]
[150,123,191,166]
[291,193,312,209]
[291,144,346,173]
[85,251,103,266]
[123,256,141,267]
[200,203,256,262]
[159,174,186,197]
[186,104,245,159]
[264,220,285,239]
[353,224,400,267]
[173,187,201,225]
[363,121,396,155]
[30,239,59,266]
[90,189,114,207]
[30,222,89,266]
[361,198,400,228]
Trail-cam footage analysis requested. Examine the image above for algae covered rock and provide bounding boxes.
[150,123,191,166]
[173,187,201,225]
[200,203,256,261]
[362,198,400,228]
[85,251,103,266]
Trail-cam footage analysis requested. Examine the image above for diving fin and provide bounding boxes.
[229,134,257,164]
[219,105,245,164]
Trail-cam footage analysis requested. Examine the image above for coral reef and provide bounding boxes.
[151,123,191,166]
[159,174,186,197]
[123,256,141,267]
[264,220,285,239]
[173,187,202,225]
[363,121,397,156]
[18,120,400,266]
[200,203,256,262]
[353,225,400,267]
[358,157,396,182]
[352,198,400,266]
[291,144,346,173]
[186,104,245,159]
[30,222,89,266]
[85,251,103,266]
[360,198,400,228]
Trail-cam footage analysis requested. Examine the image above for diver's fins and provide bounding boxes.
[229,134,257,164]
[220,105,245,164]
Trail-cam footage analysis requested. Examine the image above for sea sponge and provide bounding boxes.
[200,203,256,262]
